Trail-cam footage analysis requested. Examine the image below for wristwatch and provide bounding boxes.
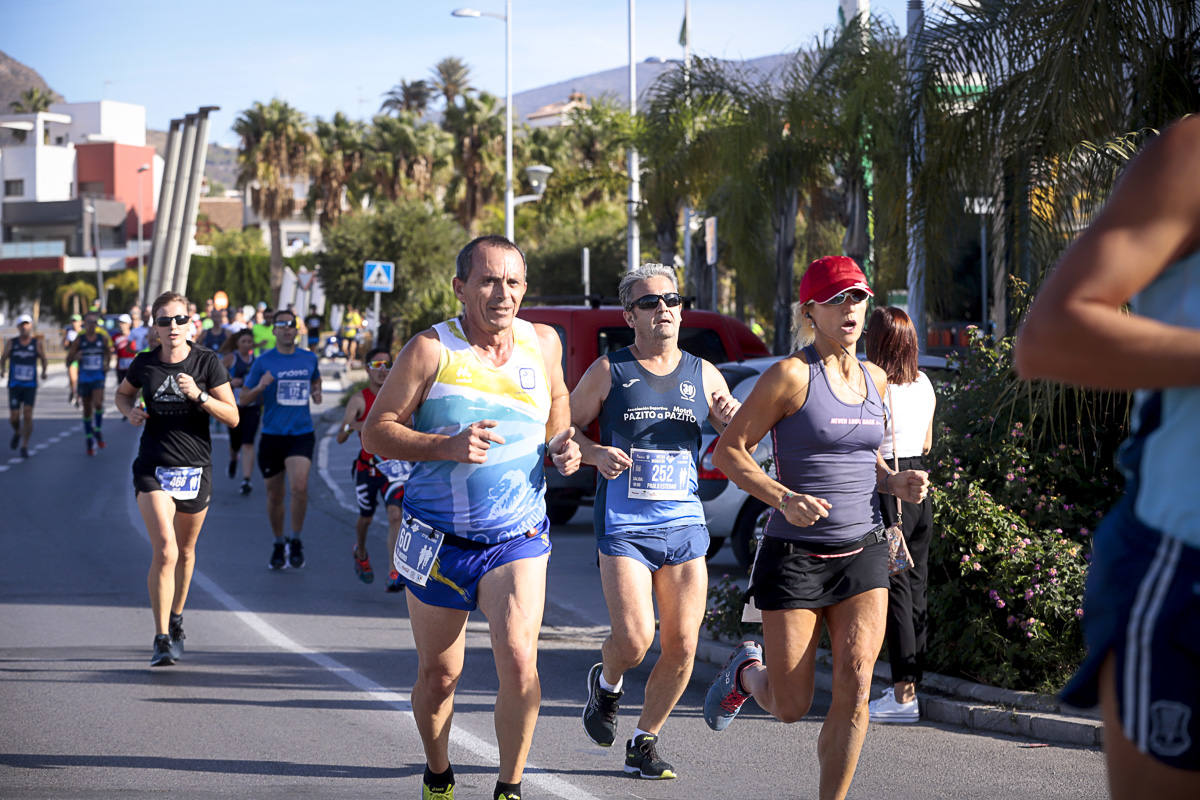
[196,390,210,405]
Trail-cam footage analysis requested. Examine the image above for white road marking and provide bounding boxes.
[122,434,601,800]
[7,457,21,464]
[0,465,8,472]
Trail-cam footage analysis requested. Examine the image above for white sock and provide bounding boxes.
[599,672,622,693]
[633,727,655,741]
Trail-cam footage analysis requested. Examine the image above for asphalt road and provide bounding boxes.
[0,364,1107,798]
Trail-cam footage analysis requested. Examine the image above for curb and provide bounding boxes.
[692,635,1102,747]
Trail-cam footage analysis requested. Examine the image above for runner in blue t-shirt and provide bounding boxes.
[241,308,322,570]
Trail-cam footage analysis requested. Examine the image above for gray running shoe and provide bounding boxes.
[703,640,762,731]
[168,613,185,660]
[269,540,287,570]
[582,662,621,746]
[623,733,676,779]
[287,538,305,569]
[150,634,175,667]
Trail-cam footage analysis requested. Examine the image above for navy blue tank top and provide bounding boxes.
[594,347,708,533]
[229,351,258,406]
[764,345,885,544]
[8,337,38,387]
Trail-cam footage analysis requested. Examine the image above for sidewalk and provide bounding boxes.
[691,632,1102,748]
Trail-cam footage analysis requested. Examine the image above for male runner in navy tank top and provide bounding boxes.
[1,314,49,459]
[570,263,741,780]
[335,346,411,588]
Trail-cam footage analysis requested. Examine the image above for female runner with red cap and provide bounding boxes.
[705,256,929,800]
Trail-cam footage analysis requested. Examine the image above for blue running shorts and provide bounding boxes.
[77,379,105,398]
[405,517,552,611]
[1062,495,1200,770]
[596,523,709,572]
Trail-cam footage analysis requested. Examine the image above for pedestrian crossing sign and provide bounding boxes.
[363,260,395,292]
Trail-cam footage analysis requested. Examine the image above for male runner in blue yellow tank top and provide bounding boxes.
[2,314,49,458]
[362,235,580,800]
[569,263,741,779]
[65,311,111,455]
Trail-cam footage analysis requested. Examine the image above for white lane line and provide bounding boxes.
[7,457,20,464]
[33,444,47,452]
[317,420,356,515]
[122,434,600,800]
[0,465,8,472]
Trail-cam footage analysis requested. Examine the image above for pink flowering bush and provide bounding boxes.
[924,329,1125,692]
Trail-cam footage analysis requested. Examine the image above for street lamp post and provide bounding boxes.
[137,163,150,309]
[85,203,105,312]
[452,3,514,242]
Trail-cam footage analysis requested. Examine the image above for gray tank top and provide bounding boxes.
[764,345,885,544]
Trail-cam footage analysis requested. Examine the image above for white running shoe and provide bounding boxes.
[868,687,919,724]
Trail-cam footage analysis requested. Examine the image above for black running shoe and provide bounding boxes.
[8,432,17,450]
[168,614,185,660]
[269,540,287,570]
[19,446,29,459]
[582,662,622,747]
[240,478,252,496]
[623,733,676,780]
[227,459,237,479]
[287,538,305,569]
[150,634,176,667]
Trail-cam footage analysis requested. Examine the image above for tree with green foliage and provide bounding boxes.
[7,87,56,143]
[317,200,468,343]
[442,92,505,233]
[233,99,317,303]
[380,79,433,117]
[308,112,366,229]
[430,57,473,109]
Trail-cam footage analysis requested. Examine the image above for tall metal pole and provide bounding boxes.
[159,114,198,298]
[906,0,926,352]
[146,118,182,301]
[980,212,988,333]
[503,0,514,242]
[172,106,219,294]
[136,164,148,308]
[88,205,105,312]
[626,0,640,272]
[681,0,693,293]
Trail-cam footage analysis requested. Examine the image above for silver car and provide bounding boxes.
[701,353,951,569]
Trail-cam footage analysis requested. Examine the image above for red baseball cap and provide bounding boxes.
[797,256,874,304]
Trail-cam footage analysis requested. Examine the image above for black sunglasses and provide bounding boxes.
[818,289,870,306]
[155,314,190,327]
[629,292,682,311]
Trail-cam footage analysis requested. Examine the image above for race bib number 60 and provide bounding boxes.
[393,514,445,587]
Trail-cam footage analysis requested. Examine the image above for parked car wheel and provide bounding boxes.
[705,535,726,560]
[731,497,770,570]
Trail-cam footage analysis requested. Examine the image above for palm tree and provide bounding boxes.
[307,112,366,229]
[8,87,56,143]
[233,99,317,301]
[431,57,473,109]
[380,79,433,117]
[442,92,505,232]
[915,0,1200,333]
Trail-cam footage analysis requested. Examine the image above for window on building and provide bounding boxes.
[4,179,24,197]
[80,181,105,197]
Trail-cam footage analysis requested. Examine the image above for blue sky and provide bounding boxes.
[4,0,910,147]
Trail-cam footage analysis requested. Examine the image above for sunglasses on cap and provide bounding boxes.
[628,292,682,311]
[367,359,392,370]
[155,314,190,327]
[817,289,871,306]
[273,319,296,328]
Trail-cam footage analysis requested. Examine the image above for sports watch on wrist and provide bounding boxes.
[196,390,210,405]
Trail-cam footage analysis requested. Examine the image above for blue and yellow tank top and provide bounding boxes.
[403,317,551,544]
[77,334,107,382]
